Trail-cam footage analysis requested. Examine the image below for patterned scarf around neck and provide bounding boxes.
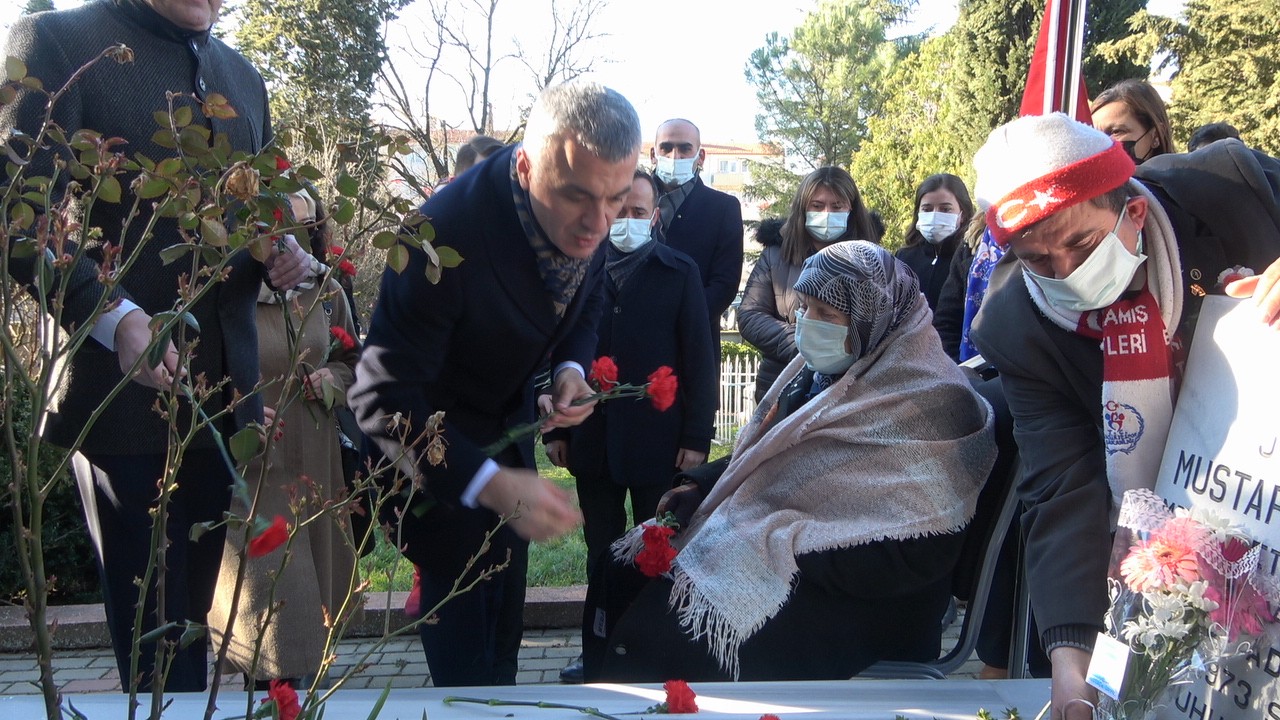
[657,176,696,235]
[1022,179,1184,512]
[612,302,994,678]
[605,238,656,291]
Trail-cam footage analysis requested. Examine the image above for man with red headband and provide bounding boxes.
[969,113,1280,720]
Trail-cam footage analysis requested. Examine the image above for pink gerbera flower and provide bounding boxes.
[1120,537,1200,592]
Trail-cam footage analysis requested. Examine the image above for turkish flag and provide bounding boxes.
[1020,0,1092,123]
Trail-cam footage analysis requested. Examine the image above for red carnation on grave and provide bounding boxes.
[636,523,678,578]
[646,366,678,412]
[330,326,356,352]
[589,356,619,392]
[262,678,301,720]
[248,515,289,558]
[662,679,698,714]
[274,155,292,172]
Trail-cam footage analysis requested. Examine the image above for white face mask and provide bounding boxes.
[916,211,961,244]
[609,218,652,253]
[1028,209,1146,312]
[655,155,698,185]
[805,211,850,243]
[794,313,856,375]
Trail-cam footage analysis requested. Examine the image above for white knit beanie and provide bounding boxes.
[973,112,1134,244]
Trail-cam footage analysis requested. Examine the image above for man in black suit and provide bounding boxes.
[2,0,311,692]
[349,81,642,686]
[651,119,744,348]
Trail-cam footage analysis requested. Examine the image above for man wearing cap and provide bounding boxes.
[970,113,1280,719]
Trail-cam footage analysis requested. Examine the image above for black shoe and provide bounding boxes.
[559,655,584,684]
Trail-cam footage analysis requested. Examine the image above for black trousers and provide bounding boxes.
[415,522,529,686]
[72,448,231,692]
[575,470,668,577]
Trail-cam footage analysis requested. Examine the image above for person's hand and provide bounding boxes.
[675,449,706,472]
[1049,646,1097,720]
[656,483,703,529]
[302,367,335,401]
[264,233,312,290]
[544,439,568,468]
[541,368,597,430]
[476,467,582,541]
[115,308,181,389]
[1226,257,1280,329]
[536,393,555,417]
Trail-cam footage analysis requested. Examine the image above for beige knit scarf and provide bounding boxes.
[614,302,995,678]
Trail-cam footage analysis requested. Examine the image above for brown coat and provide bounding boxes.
[209,280,361,680]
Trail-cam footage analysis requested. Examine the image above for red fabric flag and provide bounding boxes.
[1020,0,1092,123]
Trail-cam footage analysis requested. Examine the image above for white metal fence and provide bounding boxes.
[716,353,760,444]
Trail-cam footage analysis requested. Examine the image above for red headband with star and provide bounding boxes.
[985,141,1135,245]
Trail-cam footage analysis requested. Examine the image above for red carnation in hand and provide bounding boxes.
[274,155,292,171]
[337,258,358,277]
[636,523,678,577]
[663,679,698,714]
[330,326,356,352]
[248,515,289,558]
[262,678,301,720]
[589,356,620,392]
[646,366,678,412]
[271,207,284,222]
[760,716,781,720]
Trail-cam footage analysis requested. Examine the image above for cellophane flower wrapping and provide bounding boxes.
[1094,489,1279,720]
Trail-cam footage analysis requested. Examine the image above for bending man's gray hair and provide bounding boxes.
[523,81,642,164]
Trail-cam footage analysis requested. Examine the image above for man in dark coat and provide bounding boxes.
[348,81,642,687]
[651,119,744,354]
[1,0,310,691]
[544,169,717,574]
[969,114,1280,720]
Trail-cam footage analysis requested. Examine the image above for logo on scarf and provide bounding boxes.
[1104,400,1145,455]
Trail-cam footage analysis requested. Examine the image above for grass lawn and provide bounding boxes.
[359,440,734,591]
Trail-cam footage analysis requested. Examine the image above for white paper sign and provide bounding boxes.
[1152,296,1280,720]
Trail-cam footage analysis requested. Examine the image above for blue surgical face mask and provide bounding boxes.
[1028,208,1146,312]
[794,312,855,375]
[655,155,698,185]
[805,211,850,243]
[609,218,652,253]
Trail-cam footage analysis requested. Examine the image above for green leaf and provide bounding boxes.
[10,237,37,259]
[155,157,183,177]
[230,426,262,465]
[146,327,172,369]
[5,56,27,82]
[137,177,170,199]
[385,244,409,273]
[332,197,355,224]
[364,682,393,720]
[294,163,323,180]
[200,217,228,247]
[96,176,121,203]
[173,105,193,128]
[370,230,398,249]
[335,172,359,197]
[178,311,200,334]
[414,221,436,244]
[19,76,41,91]
[158,243,193,265]
[137,621,179,645]
[152,110,170,128]
[9,201,34,230]
[151,128,177,149]
[178,623,205,649]
[434,245,464,268]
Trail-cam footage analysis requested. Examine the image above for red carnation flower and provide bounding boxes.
[760,716,781,720]
[337,258,358,277]
[329,245,346,257]
[275,155,292,171]
[663,679,698,714]
[262,678,301,720]
[271,207,284,222]
[636,523,677,577]
[330,326,356,352]
[248,515,289,558]
[646,366,678,412]
[589,356,619,392]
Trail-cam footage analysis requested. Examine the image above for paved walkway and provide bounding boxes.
[0,626,987,697]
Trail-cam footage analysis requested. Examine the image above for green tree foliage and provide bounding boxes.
[22,0,55,14]
[1100,0,1280,154]
[233,0,411,138]
[746,0,918,174]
